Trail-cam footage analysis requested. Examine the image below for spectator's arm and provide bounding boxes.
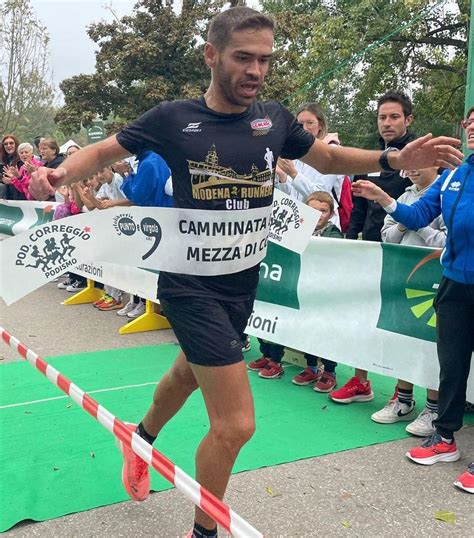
[78,186,103,210]
[290,172,327,199]
[70,183,84,210]
[101,198,132,209]
[415,218,447,248]
[381,212,405,244]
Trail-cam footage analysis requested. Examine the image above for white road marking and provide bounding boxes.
[0,380,158,410]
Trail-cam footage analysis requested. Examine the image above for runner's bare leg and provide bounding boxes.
[190,360,256,530]
[141,351,199,436]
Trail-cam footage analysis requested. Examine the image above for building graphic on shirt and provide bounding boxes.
[187,144,273,201]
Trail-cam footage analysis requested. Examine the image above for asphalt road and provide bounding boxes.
[1,282,473,537]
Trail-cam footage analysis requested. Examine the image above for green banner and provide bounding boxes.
[256,242,301,309]
[0,201,57,236]
[377,243,442,343]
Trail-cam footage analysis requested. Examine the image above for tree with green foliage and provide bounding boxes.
[56,0,229,135]
[262,0,469,147]
[0,0,56,140]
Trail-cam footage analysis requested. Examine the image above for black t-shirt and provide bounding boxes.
[116,97,314,300]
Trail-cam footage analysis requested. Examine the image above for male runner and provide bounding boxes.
[30,7,462,537]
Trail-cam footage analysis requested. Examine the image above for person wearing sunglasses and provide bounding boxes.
[351,105,474,494]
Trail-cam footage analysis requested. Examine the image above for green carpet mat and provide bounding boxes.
[1,342,472,532]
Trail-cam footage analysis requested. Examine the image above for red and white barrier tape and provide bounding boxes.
[0,327,263,538]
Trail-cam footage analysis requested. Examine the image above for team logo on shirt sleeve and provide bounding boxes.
[250,116,272,136]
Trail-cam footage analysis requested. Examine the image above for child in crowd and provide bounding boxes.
[91,165,131,311]
[248,192,342,392]
[330,167,446,436]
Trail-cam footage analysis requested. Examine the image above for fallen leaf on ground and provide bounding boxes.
[265,486,282,498]
[341,520,351,528]
[341,491,354,499]
[66,403,72,408]
[435,511,456,524]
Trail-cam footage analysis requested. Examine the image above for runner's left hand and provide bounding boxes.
[393,134,463,171]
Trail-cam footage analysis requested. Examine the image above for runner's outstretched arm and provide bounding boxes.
[30,136,130,200]
[301,134,463,175]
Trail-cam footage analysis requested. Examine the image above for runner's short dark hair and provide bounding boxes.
[466,105,474,119]
[377,91,413,118]
[208,6,274,51]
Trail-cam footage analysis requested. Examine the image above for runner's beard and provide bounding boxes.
[215,63,259,108]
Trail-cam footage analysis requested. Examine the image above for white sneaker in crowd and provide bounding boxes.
[127,301,146,319]
[117,300,136,317]
[371,399,416,424]
[66,280,86,292]
[57,277,72,289]
[405,408,437,437]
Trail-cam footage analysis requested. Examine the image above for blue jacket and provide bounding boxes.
[391,155,474,285]
[121,151,173,208]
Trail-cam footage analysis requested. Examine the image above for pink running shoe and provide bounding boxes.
[330,376,374,403]
[118,423,150,501]
[406,433,460,465]
[454,462,474,493]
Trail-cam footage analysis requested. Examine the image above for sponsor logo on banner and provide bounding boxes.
[256,242,301,309]
[377,243,442,343]
[0,201,55,235]
[0,204,22,234]
[268,196,303,244]
[14,224,92,278]
[76,262,103,279]
[113,213,162,260]
[250,116,272,136]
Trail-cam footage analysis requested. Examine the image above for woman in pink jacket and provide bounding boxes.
[3,142,43,200]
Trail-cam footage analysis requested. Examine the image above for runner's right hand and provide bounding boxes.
[29,166,67,200]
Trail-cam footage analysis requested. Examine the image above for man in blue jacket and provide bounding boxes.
[352,105,474,494]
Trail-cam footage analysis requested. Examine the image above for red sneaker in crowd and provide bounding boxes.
[259,360,284,379]
[247,356,270,371]
[118,423,150,501]
[454,462,474,493]
[314,373,337,393]
[292,367,321,386]
[330,376,374,403]
[93,294,111,308]
[99,298,124,311]
[406,433,460,465]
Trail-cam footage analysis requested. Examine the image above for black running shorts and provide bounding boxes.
[160,295,255,366]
